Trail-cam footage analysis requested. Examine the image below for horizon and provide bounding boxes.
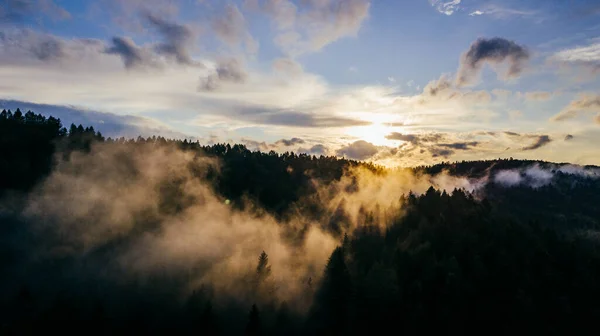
[1,0,600,166]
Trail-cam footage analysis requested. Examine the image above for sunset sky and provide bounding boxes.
[1,0,600,166]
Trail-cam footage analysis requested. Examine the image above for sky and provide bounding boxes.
[1,0,600,166]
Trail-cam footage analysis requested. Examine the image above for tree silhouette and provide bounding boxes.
[245,304,261,336]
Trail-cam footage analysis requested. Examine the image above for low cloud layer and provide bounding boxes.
[0,100,190,139]
[457,37,530,86]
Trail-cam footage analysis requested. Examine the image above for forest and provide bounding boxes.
[2,109,600,335]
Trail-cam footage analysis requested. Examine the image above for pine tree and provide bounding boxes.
[245,304,261,336]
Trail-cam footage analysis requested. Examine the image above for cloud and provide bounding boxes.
[299,144,329,155]
[521,91,552,101]
[0,29,105,65]
[257,112,371,128]
[0,0,70,24]
[385,132,443,144]
[254,0,371,55]
[522,135,552,151]
[241,138,271,151]
[429,147,454,158]
[428,141,479,158]
[272,58,303,75]
[552,41,600,73]
[437,141,479,150]
[212,3,258,53]
[275,138,306,146]
[551,94,600,122]
[144,12,198,66]
[0,28,66,62]
[0,99,190,139]
[199,58,248,91]
[467,5,536,19]
[494,170,522,187]
[104,37,155,69]
[417,74,492,105]
[385,133,419,143]
[429,0,461,16]
[335,140,379,160]
[457,37,530,86]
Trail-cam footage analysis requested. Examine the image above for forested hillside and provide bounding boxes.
[2,109,600,335]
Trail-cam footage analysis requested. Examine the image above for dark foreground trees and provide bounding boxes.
[2,109,600,335]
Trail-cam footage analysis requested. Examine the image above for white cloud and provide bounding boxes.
[467,4,536,19]
[429,0,461,16]
[552,40,600,72]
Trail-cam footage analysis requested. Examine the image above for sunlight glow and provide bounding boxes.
[346,114,403,146]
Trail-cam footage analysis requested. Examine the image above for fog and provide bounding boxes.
[4,142,599,318]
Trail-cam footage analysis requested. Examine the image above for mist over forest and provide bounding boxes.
[2,109,600,335]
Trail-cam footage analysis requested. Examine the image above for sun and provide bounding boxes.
[345,114,402,146]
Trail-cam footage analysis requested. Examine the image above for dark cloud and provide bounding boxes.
[522,135,552,151]
[437,142,480,150]
[28,35,64,61]
[385,132,443,144]
[0,100,190,139]
[199,58,248,91]
[551,94,600,122]
[457,37,530,86]
[417,75,492,105]
[0,0,70,24]
[565,134,574,141]
[385,133,418,143]
[335,140,379,160]
[0,29,66,62]
[144,12,197,65]
[275,138,306,146]
[196,100,372,128]
[504,131,521,137]
[428,141,479,158]
[261,112,371,128]
[429,147,454,158]
[105,37,153,69]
